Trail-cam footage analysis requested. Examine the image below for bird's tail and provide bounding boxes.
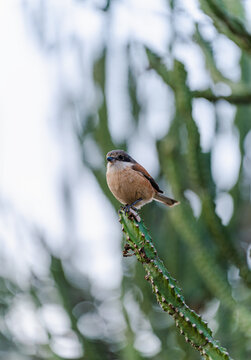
[154,193,180,207]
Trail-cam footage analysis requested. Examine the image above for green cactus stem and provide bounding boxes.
[199,0,251,55]
[192,90,251,105]
[119,210,232,360]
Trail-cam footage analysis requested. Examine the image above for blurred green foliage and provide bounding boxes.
[1,1,251,360]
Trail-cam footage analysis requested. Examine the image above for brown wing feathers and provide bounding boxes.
[132,164,163,193]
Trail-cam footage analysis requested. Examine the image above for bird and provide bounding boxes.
[106,149,179,214]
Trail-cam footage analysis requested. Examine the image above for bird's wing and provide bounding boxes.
[132,163,163,193]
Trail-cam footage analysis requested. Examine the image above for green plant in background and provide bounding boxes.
[1,1,251,360]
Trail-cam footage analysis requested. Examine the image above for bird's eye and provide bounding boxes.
[118,155,124,161]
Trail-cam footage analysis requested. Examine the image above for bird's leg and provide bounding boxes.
[130,198,143,209]
[124,198,143,214]
[123,198,142,222]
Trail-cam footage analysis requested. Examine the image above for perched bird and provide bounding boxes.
[106,150,179,213]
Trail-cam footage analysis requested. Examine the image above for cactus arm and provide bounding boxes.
[119,210,232,360]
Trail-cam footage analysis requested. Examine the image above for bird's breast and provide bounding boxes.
[106,166,155,205]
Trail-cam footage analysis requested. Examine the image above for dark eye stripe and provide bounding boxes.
[118,155,131,162]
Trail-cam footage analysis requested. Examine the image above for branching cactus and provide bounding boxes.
[119,210,232,360]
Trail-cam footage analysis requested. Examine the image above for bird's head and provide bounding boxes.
[106,150,136,167]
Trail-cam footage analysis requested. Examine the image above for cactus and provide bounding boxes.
[119,210,232,360]
[199,0,251,54]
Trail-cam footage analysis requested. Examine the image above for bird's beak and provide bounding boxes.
[107,156,115,162]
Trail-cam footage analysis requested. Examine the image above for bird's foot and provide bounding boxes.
[123,206,141,222]
[123,204,131,215]
[122,198,142,222]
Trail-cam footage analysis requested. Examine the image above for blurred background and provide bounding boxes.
[0,0,251,359]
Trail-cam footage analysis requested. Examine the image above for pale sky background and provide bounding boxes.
[0,0,249,357]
